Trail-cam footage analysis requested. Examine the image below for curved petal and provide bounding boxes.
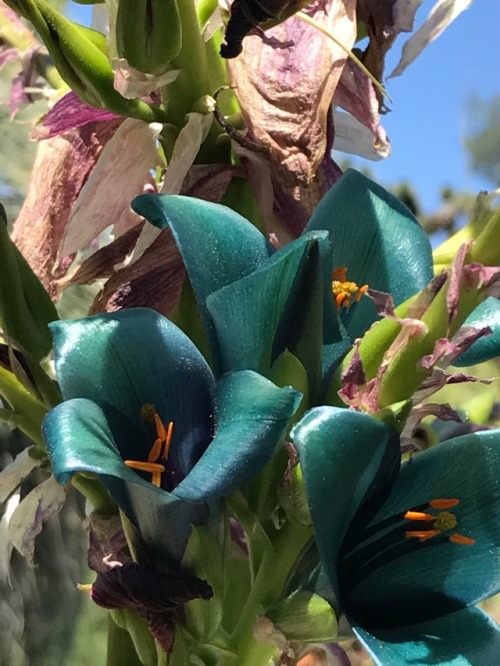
[306,169,433,338]
[345,430,500,628]
[355,606,500,666]
[131,194,273,339]
[43,398,207,564]
[173,371,301,501]
[454,297,500,367]
[50,309,215,477]
[207,232,344,388]
[291,407,401,606]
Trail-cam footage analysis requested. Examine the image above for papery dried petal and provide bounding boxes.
[446,241,472,322]
[390,0,474,78]
[333,59,390,158]
[59,118,161,258]
[12,118,123,296]
[87,513,132,574]
[55,223,144,292]
[89,228,185,317]
[31,91,120,140]
[228,0,355,179]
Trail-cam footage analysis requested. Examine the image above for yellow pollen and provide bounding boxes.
[404,499,474,546]
[331,268,369,311]
[123,405,174,487]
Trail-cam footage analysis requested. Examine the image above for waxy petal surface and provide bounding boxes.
[44,398,206,564]
[454,297,500,366]
[207,232,343,385]
[51,309,215,477]
[291,407,401,606]
[355,605,500,666]
[345,431,500,628]
[174,371,301,501]
[131,194,273,333]
[306,170,433,338]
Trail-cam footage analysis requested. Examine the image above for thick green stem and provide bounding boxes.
[107,613,143,666]
[163,0,211,127]
[230,518,312,652]
[71,473,117,516]
[0,365,46,446]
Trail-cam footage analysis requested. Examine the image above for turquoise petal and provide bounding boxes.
[344,430,500,627]
[206,232,344,388]
[43,399,207,564]
[306,169,433,339]
[355,606,500,666]
[454,297,500,366]
[50,309,215,478]
[132,194,272,342]
[174,371,301,501]
[291,407,401,606]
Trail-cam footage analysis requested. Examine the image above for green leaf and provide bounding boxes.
[0,204,58,361]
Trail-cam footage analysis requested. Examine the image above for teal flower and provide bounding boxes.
[43,308,300,563]
[291,407,500,665]
[132,170,433,396]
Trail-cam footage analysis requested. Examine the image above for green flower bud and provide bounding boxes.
[267,591,338,642]
[10,0,168,122]
[116,0,183,75]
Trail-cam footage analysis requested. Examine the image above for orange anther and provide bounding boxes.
[148,438,163,463]
[332,267,347,281]
[449,533,475,546]
[404,511,435,522]
[124,460,166,474]
[429,499,460,509]
[335,292,348,309]
[153,412,169,441]
[355,284,369,302]
[405,529,441,541]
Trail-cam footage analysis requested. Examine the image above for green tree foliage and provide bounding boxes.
[466,94,500,185]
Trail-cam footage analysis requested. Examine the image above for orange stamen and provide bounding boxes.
[355,284,369,301]
[124,460,166,474]
[404,511,435,522]
[335,292,348,309]
[148,438,163,463]
[429,499,460,509]
[332,267,347,281]
[449,533,475,546]
[151,471,162,487]
[153,412,169,441]
[405,529,441,541]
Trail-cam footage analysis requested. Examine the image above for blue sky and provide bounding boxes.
[68,1,498,213]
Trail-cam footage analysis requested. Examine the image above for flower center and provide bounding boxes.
[124,405,174,487]
[338,498,475,591]
[331,267,369,311]
[403,498,475,545]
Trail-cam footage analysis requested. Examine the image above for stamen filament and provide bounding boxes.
[405,529,441,541]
